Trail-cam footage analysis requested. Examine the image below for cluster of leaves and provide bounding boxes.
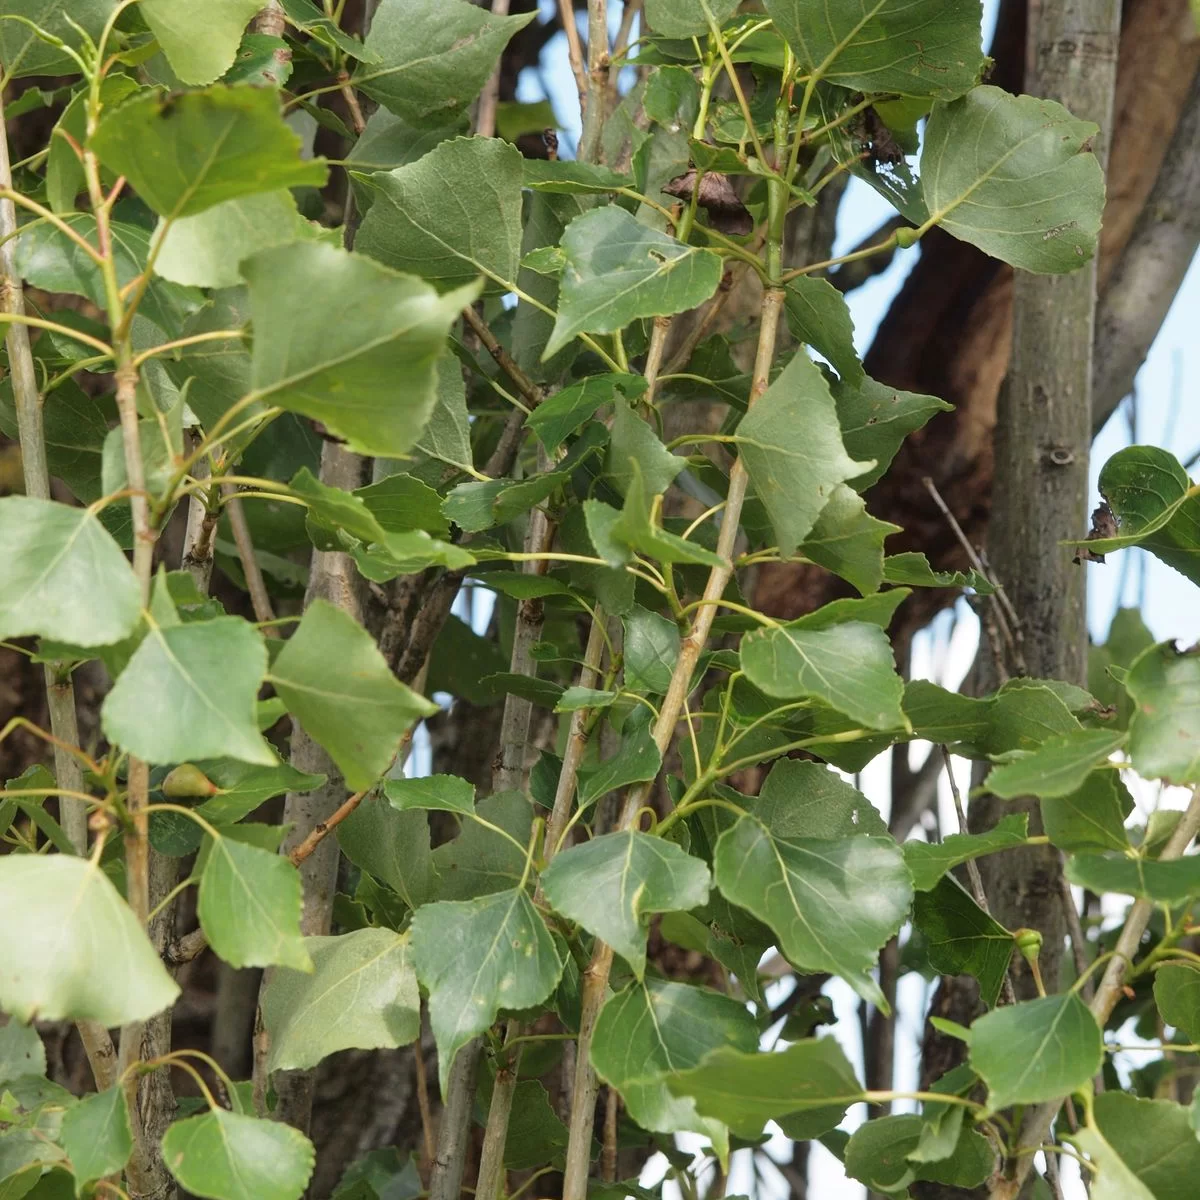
[0,1,1198,1199]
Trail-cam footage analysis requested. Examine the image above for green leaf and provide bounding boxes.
[416,354,474,471]
[985,729,1126,799]
[844,1114,992,1196]
[1154,963,1200,1043]
[0,497,139,646]
[527,374,647,453]
[1126,642,1200,784]
[1065,852,1200,904]
[714,816,912,1007]
[607,397,684,497]
[750,759,886,839]
[913,876,1013,1009]
[431,790,531,901]
[904,813,1030,892]
[194,760,327,827]
[577,721,663,810]
[832,375,953,492]
[199,836,311,970]
[667,1037,864,1140]
[0,0,115,78]
[882,551,992,594]
[737,351,871,554]
[338,793,437,912]
[1068,1124,1156,1200]
[60,1087,132,1191]
[140,0,262,85]
[623,605,680,695]
[384,775,475,817]
[410,888,563,1090]
[521,159,633,195]
[353,0,534,124]
[90,85,327,220]
[102,617,274,766]
[443,474,566,534]
[739,618,906,729]
[968,992,1102,1110]
[162,1109,315,1200]
[1082,447,1200,583]
[224,32,294,87]
[1089,1089,1200,1200]
[643,0,740,38]
[921,86,1104,273]
[243,242,477,457]
[801,485,899,596]
[541,833,710,978]
[591,978,757,1151]
[154,191,317,289]
[784,277,863,385]
[764,0,985,98]
[495,1079,568,1170]
[1041,770,1132,854]
[585,484,725,570]
[270,600,437,791]
[279,0,379,62]
[355,137,523,291]
[0,854,179,1025]
[555,687,616,713]
[355,473,449,537]
[546,207,723,358]
[0,1021,44,1085]
[263,928,419,1072]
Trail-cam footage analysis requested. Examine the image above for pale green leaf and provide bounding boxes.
[1068,1126,1157,1200]
[968,992,1102,1110]
[270,601,436,791]
[1126,642,1200,784]
[90,85,327,220]
[353,0,535,123]
[1065,853,1200,904]
[384,775,475,817]
[355,137,523,291]
[985,729,1127,799]
[60,1087,132,1190]
[155,191,318,289]
[0,497,139,646]
[1091,1094,1200,1200]
[263,928,419,1072]
[921,86,1103,273]
[0,1021,45,1085]
[140,0,262,85]
[162,1109,315,1200]
[607,397,684,498]
[904,813,1029,892]
[102,617,274,766]
[591,978,757,1152]
[882,551,992,593]
[540,832,710,978]
[739,618,907,729]
[737,351,871,554]
[0,854,179,1026]
[243,242,477,457]
[765,0,985,98]
[714,816,912,1007]
[667,1037,864,1139]
[410,888,563,1090]
[546,207,723,358]
[199,836,311,970]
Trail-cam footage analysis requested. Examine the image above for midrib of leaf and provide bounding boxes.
[266,673,399,708]
[278,940,398,1039]
[167,114,238,223]
[12,509,92,614]
[997,999,1075,1101]
[812,0,891,78]
[565,252,696,333]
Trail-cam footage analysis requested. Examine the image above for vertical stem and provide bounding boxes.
[0,89,88,855]
[181,466,219,594]
[577,0,610,164]
[252,0,286,37]
[475,0,511,140]
[222,484,277,625]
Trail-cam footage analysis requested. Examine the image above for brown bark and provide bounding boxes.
[755,0,1200,628]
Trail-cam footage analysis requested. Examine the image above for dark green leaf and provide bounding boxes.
[338,793,438,912]
[496,1079,568,1169]
[1041,770,1132,854]
[967,992,1102,1110]
[431,790,531,901]
[986,730,1126,799]
[91,85,327,219]
[521,159,634,194]
[623,605,680,695]
[0,1021,44,1085]
[270,600,437,791]
[0,0,114,77]
[607,397,684,497]
[527,374,647,452]
[844,1114,992,1195]
[162,1109,315,1200]
[749,759,886,839]
[913,876,1013,1009]
[1090,1091,1200,1200]
[410,888,563,1090]
[195,760,326,827]
[904,814,1029,892]
[443,473,566,534]
[667,1038,864,1139]
[355,137,523,291]
[921,86,1103,273]
[384,775,475,817]
[546,207,722,357]
[353,0,535,125]
[784,277,863,385]
[243,242,478,457]
[643,0,740,38]
[739,618,906,729]
[737,351,871,554]
[1154,963,1200,1043]
[263,928,419,1072]
[1068,1125,1156,1200]
[714,817,912,1007]
[541,832,710,978]
[882,551,993,594]
[355,473,449,537]
[764,0,985,98]
[1065,852,1200,904]
[577,721,662,810]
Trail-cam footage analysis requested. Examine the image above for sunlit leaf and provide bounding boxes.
[0,855,179,1026]
[749,759,887,839]
[141,0,262,85]
[263,928,419,1071]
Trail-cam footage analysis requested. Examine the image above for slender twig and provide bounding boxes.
[643,316,671,403]
[461,305,544,410]
[1059,869,1094,1004]
[221,484,276,626]
[476,0,511,139]
[577,0,610,164]
[413,1019,436,1180]
[557,0,588,111]
[611,0,641,72]
[602,1087,619,1182]
[288,784,371,866]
